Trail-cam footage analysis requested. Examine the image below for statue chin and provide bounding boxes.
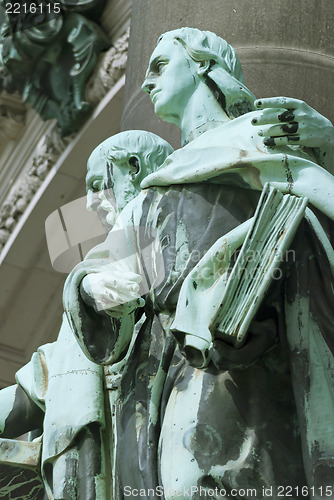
[153,101,179,125]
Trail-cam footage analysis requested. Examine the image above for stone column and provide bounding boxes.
[121,0,334,147]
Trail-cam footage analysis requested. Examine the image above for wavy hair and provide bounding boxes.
[158,28,255,118]
[94,131,173,209]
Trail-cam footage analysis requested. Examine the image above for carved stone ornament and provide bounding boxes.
[85,28,129,106]
[0,0,109,136]
[0,125,73,252]
[0,91,26,141]
[1,27,334,500]
[0,25,128,254]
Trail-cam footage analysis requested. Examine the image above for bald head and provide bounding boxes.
[86,131,174,226]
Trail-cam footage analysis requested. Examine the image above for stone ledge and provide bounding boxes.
[0,30,128,254]
[0,438,41,469]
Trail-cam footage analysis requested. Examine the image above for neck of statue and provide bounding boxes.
[179,83,231,146]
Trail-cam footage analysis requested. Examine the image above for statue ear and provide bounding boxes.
[197,60,211,76]
[128,155,141,181]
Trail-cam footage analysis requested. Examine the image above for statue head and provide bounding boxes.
[142,27,255,123]
[86,130,173,226]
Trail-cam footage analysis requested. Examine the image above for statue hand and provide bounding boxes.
[80,270,145,316]
[252,97,334,169]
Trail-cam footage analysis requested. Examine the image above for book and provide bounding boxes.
[209,183,308,347]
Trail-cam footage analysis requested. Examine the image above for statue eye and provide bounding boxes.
[156,60,168,75]
[151,59,167,75]
[157,62,165,73]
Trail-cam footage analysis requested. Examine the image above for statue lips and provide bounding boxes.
[150,90,161,104]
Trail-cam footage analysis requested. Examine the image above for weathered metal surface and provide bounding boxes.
[1,20,334,499]
[0,438,41,468]
[0,439,44,500]
[0,1,109,135]
[65,26,333,496]
[0,463,45,499]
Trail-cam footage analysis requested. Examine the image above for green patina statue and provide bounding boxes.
[0,130,173,499]
[0,0,109,135]
[1,27,334,500]
[64,28,334,499]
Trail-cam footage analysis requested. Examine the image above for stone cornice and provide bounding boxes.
[85,28,129,105]
[0,92,26,142]
[0,30,128,253]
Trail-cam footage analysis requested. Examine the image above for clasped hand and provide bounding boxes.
[80,268,145,317]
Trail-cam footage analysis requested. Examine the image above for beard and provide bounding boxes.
[97,194,118,233]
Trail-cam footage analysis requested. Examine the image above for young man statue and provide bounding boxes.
[71,28,334,498]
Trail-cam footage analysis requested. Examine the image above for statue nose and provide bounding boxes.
[141,79,155,94]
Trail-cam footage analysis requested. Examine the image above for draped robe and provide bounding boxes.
[64,112,334,499]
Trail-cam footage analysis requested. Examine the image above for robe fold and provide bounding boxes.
[64,114,334,498]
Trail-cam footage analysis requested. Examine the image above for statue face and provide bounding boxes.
[86,149,115,228]
[142,37,200,124]
[110,155,143,213]
[86,146,144,225]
